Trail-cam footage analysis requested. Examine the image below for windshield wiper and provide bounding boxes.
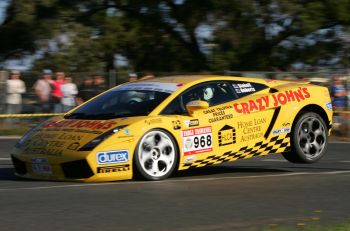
[68,113,121,120]
[64,112,87,119]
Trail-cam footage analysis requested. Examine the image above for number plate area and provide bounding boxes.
[182,126,213,156]
[30,157,52,175]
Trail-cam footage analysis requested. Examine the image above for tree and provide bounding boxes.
[2,0,350,72]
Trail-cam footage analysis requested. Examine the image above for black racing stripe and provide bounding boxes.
[264,106,281,139]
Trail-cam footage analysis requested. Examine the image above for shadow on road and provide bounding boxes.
[172,165,291,179]
[0,167,16,181]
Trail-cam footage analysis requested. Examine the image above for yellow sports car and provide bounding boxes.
[11,75,333,182]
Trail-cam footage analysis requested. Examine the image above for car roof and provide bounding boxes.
[140,75,269,85]
[130,75,310,90]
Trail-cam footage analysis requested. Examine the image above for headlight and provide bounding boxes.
[78,125,127,151]
[15,124,42,148]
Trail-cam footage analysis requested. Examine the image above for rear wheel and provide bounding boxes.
[282,112,328,163]
[134,129,178,180]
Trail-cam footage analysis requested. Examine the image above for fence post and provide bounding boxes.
[108,70,116,88]
[0,71,8,114]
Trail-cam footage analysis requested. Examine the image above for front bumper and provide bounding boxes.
[11,155,132,182]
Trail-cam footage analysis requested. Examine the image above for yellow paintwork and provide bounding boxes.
[11,75,333,182]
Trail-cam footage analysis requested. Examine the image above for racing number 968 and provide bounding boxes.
[194,135,212,148]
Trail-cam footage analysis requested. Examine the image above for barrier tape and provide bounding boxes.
[0,111,349,118]
[0,113,64,118]
[334,111,350,114]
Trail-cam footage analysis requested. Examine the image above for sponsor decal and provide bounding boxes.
[203,105,234,123]
[43,120,117,130]
[282,122,291,127]
[28,138,65,148]
[67,142,80,150]
[326,102,333,111]
[30,157,49,164]
[145,118,162,125]
[218,125,236,146]
[116,82,180,93]
[233,87,311,114]
[232,83,256,94]
[97,164,130,173]
[30,157,52,175]
[184,119,199,128]
[237,118,266,142]
[272,127,291,135]
[184,138,193,150]
[97,150,129,164]
[23,136,65,156]
[182,126,212,156]
[172,120,181,130]
[124,129,131,135]
[24,147,63,156]
[184,156,196,163]
[57,133,83,141]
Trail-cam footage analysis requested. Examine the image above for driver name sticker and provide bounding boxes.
[182,126,212,156]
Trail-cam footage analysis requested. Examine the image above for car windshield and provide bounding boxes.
[65,89,170,120]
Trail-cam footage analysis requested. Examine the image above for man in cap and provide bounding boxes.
[128,73,138,82]
[33,69,53,112]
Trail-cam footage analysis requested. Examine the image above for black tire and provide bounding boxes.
[134,129,178,180]
[282,112,328,163]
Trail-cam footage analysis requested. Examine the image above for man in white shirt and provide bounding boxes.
[6,70,26,114]
[61,77,78,112]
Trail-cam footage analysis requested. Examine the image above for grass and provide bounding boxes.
[0,123,32,136]
[262,223,350,231]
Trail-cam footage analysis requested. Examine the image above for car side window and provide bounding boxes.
[161,81,236,115]
[182,82,236,107]
[161,97,183,115]
[230,81,268,98]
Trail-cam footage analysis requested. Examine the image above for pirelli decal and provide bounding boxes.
[97,164,130,173]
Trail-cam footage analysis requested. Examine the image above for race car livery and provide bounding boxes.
[11,75,333,182]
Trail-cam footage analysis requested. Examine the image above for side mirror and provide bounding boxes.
[186,100,209,116]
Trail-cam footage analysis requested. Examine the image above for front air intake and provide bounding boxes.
[61,159,94,179]
[11,155,27,175]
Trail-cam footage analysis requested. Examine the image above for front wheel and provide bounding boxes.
[282,112,328,163]
[134,129,178,180]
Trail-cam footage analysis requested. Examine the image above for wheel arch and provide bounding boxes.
[293,104,331,130]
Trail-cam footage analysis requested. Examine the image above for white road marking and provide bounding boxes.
[0,170,350,192]
[0,136,21,139]
[260,159,285,162]
[0,158,11,161]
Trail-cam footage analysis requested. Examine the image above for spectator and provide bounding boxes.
[76,77,95,104]
[140,72,155,80]
[61,77,78,112]
[52,71,65,113]
[128,73,138,82]
[5,70,26,114]
[330,76,348,111]
[93,74,107,95]
[33,69,53,113]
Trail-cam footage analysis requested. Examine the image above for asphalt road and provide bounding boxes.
[0,138,350,231]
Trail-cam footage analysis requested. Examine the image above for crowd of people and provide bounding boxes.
[3,70,349,114]
[5,70,107,114]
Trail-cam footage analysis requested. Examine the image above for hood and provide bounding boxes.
[17,116,148,157]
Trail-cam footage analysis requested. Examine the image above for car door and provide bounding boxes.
[162,81,240,162]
